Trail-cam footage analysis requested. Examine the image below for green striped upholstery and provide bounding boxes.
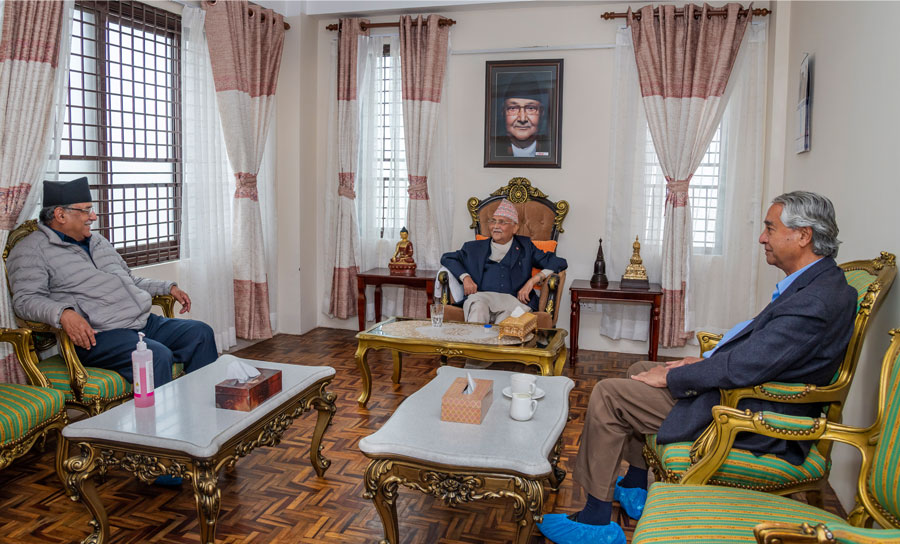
[0,383,65,446]
[632,483,842,543]
[37,356,131,400]
[647,434,829,490]
[828,522,900,544]
[843,269,876,310]
[868,345,900,522]
[758,411,820,432]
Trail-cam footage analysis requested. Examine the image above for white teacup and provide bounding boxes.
[510,393,537,421]
[510,373,537,397]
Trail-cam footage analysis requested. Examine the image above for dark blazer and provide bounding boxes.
[658,257,857,465]
[493,135,552,158]
[440,235,567,310]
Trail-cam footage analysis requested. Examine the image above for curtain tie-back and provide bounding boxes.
[0,184,32,230]
[408,175,429,200]
[338,172,357,199]
[665,176,691,207]
[234,172,259,201]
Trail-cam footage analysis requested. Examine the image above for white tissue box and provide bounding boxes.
[215,368,282,411]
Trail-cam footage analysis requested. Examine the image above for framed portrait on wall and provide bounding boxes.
[484,59,563,168]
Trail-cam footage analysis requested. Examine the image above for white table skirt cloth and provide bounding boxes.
[63,354,335,458]
[359,366,574,476]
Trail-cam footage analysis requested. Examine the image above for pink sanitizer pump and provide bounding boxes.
[132,332,155,407]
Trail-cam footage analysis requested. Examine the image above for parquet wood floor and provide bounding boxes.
[0,328,845,543]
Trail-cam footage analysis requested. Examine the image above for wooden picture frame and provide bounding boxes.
[484,59,563,168]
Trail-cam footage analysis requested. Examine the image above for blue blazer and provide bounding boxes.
[659,257,857,464]
[440,235,568,310]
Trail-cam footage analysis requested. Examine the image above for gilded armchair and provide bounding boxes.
[632,328,900,543]
[436,177,569,328]
[3,219,180,416]
[644,252,896,506]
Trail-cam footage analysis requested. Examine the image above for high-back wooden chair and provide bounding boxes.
[644,251,897,507]
[437,177,569,328]
[3,219,178,416]
[632,327,900,543]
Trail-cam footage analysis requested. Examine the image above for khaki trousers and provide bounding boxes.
[573,361,676,501]
[463,291,530,323]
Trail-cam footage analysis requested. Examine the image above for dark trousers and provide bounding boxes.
[75,313,218,386]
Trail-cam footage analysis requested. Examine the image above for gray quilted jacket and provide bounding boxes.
[6,223,174,331]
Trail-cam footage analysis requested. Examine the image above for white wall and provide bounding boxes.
[774,0,900,511]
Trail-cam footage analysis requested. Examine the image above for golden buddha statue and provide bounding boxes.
[389,227,417,276]
[621,236,649,289]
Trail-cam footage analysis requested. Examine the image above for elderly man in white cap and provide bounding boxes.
[440,198,567,324]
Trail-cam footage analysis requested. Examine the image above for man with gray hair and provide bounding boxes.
[538,191,857,544]
[7,177,217,389]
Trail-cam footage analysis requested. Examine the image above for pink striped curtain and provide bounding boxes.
[399,15,450,318]
[0,1,65,383]
[329,18,368,319]
[204,0,284,339]
[628,3,750,347]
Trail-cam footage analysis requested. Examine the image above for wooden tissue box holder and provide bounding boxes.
[497,312,537,341]
[215,368,282,412]
[441,377,493,424]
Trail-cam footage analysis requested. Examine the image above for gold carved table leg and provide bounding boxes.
[552,347,568,376]
[363,458,546,544]
[310,385,337,477]
[63,442,109,544]
[391,351,403,385]
[191,461,221,544]
[355,342,373,407]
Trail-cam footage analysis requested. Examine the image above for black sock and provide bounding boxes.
[619,466,649,490]
[574,494,612,526]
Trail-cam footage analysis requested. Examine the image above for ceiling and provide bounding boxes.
[253,0,567,18]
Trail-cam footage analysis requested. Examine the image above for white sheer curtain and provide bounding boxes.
[601,22,768,341]
[178,6,235,353]
[258,117,278,332]
[357,33,406,320]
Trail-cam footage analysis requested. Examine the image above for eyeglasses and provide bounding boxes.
[505,104,541,115]
[487,219,515,226]
[63,206,94,215]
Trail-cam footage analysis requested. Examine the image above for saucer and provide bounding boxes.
[502,386,545,400]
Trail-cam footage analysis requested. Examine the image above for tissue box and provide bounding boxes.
[215,368,282,411]
[497,312,537,341]
[440,377,493,424]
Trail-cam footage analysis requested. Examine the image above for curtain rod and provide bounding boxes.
[326,18,456,32]
[601,7,770,20]
[205,0,290,30]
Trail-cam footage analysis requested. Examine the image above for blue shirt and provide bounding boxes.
[703,258,823,357]
[51,228,92,258]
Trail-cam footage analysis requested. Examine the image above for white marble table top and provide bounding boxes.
[358,367,574,477]
[63,355,335,458]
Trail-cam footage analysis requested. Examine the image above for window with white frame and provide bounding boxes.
[642,122,726,255]
[61,0,182,267]
[371,42,408,239]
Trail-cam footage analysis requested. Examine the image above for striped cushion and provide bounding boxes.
[868,346,900,522]
[632,483,842,543]
[37,356,131,401]
[843,269,875,310]
[828,523,900,544]
[647,434,829,490]
[0,383,66,446]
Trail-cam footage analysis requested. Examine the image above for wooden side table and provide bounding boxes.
[568,279,663,362]
[356,267,438,331]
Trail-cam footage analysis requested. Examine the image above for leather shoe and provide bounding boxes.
[614,476,647,520]
[536,513,626,544]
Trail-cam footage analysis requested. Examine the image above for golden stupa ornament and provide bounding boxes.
[621,236,650,289]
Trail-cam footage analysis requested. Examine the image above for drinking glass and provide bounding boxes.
[431,303,444,327]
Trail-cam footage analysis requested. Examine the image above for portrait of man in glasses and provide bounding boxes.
[485,61,562,167]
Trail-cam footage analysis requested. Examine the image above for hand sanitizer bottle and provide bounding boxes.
[132,332,155,407]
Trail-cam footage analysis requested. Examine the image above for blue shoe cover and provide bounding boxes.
[614,475,647,520]
[536,513,626,544]
[153,475,183,487]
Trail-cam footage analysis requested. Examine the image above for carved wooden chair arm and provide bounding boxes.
[15,317,89,403]
[755,521,900,544]
[0,327,50,388]
[697,331,723,354]
[719,381,847,408]
[680,405,871,486]
[152,294,176,318]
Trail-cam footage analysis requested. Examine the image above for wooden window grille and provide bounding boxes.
[61,0,182,267]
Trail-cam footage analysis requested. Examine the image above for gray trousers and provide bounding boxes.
[573,361,676,501]
[463,291,531,323]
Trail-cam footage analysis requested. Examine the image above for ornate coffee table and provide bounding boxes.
[354,317,568,407]
[59,355,337,544]
[359,366,574,544]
